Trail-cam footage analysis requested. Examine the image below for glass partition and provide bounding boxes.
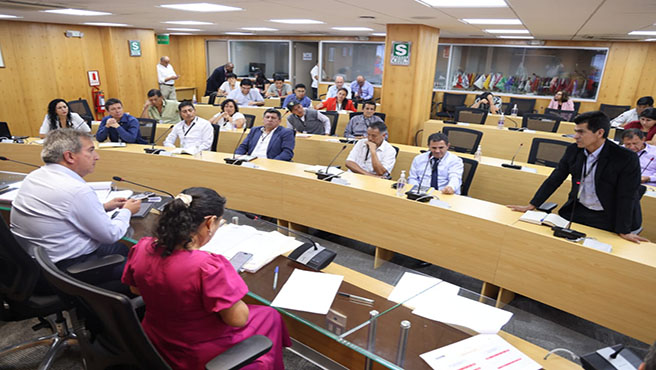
[228,40,290,79]
[320,42,385,85]
[434,44,450,90]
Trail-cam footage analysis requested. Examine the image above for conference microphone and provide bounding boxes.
[407,153,437,202]
[317,145,347,180]
[144,125,175,154]
[0,156,40,168]
[501,143,523,170]
[277,222,336,271]
[224,125,249,165]
[552,180,586,240]
[506,116,523,131]
[414,151,433,193]
[641,157,655,174]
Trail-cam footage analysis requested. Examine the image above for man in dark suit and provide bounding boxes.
[508,111,648,243]
[235,109,295,161]
[205,63,234,96]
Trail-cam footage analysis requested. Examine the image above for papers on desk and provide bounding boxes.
[32,139,45,145]
[201,224,303,273]
[519,167,538,174]
[387,272,459,309]
[0,181,22,201]
[98,142,126,148]
[420,334,541,370]
[646,190,656,197]
[304,165,342,176]
[519,210,569,229]
[456,122,470,126]
[271,268,343,314]
[325,138,341,143]
[429,198,451,209]
[89,181,133,203]
[583,238,612,253]
[413,295,513,334]
[296,133,313,138]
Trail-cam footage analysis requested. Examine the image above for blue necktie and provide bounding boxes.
[430,158,439,189]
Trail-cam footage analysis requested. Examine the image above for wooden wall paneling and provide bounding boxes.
[635,43,656,103]
[0,21,31,136]
[597,43,649,106]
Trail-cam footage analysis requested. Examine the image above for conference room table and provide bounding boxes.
[482,113,618,137]
[3,141,655,345]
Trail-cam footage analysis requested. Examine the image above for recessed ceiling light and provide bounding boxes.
[43,8,111,16]
[269,19,324,24]
[415,0,506,8]
[497,35,534,39]
[241,27,278,31]
[485,29,529,34]
[0,14,21,19]
[461,18,521,25]
[160,3,242,12]
[163,21,213,25]
[332,27,374,31]
[166,28,202,31]
[225,32,254,35]
[169,32,193,35]
[629,31,656,36]
[84,22,129,27]
[372,33,386,36]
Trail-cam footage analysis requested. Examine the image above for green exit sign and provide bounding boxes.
[390,41,411,66]
[128,40,141,57]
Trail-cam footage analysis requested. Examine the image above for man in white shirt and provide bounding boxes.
[345,121,397,178]
[226,79,264,106]
[157,56,180,101]
[611,96,653,127]
[310,64,320,99]
[10,129,141,286]
[409,133,464,195]
[235,109,295,161]
[622,128,656,186]
[326,75,351,99]
[163,101,214,152]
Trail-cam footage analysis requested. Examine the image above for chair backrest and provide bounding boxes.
[599,104,631,120]
[442,93,467,114]
[454,107,488,124]
[348,112,386,122]
[522,114,562,133]
[34,247,172,369]
[243,114,256,129]
[0,218,40,303]
[459,157,478,197]
[67,99,94,127]
[322,111,339,136]
[208,92,219,106]
[527,138,570,168]
[392,145,400,158]
[573,101,581,115]
[137,118,158,144]
[211,123,220,152]
[441,126,483,154]
[544,108,575,122]
[0,122,11,138]
[507,98,536,116]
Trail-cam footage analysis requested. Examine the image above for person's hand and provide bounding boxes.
[619,233,650,244]
[641,176,650,183]
[366,140,377,151]
[104,197,127,211]
[507,204,536,212]
[174,74,180,80]
[143,99,152,109]
[123,199,142,215]
[442,186,455,195]
[248,101,257,106]
[106,118,120,128]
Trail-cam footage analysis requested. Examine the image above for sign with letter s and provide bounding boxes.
[390,41,411,66]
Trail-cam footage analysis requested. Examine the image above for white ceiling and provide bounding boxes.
[0,0,655,40]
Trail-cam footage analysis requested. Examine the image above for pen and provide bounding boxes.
[273,266,279,290]
[337,292,374,304]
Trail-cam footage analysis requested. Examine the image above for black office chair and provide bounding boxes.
[211,123,221,152]
[460,157,478,197]
[501,102,511,116]
[441,126,483,154]
[599,104,631,121]
[527,138,570,168]
[348,112,386,122]
[208,92,219,106]
[0,121,11,138]
[506,98,536,116]
[34,247,273,370]
[392,145,400,158]
[414,129,424,147]
[544,108,576,122]
[573,101,581,115]
[522,113,562,133]
[67,99,94,128]
[434,93,467,120]
[243,114,256,129]
[137,118,158,144]
[322,111,339,136]
[454,107,488,125]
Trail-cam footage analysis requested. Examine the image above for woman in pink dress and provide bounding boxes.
[122,187,291,370]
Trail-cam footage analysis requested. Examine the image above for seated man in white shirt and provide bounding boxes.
[163,101,214,152]
[622,128,656,186]
[226,78,265,106]
[10,129,141,288]
[218,72,240,96]
[612,96,653,127]
[326,75,351,99]
[408,132,464,195]
[345,121,396,178]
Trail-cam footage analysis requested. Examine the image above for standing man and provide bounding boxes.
[205,62,234,96]
[310,63,320,99]
[163,101,214,152]
[226,79,264,106]
[235,109,295,161]
[10,129,141,287]
[326,75,351,99]
[140,89,180,124]
[344,101,383,138]
[508,111,648,243]
[157,56,179,101]
[350,75,374,104]
[345,121,396,178]
[96,98,142,143]
[282,84,312,108]
[285,102,331,135]
[622,128,656,186]
[409,133,464,195]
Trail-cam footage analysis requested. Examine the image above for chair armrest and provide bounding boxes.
[66,254,125,280]
[205,335,272,370]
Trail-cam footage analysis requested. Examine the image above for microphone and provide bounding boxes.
[112,176,174,199]
[642,157,654,174]
[501,143,523,170]
[224,125,249,165]
[0,156,40,168]
[552,180,587,240]
[144,125,175,154]
[317,145,347,180]
[275,222,337,271]
[414,152,433,193]
[506,116,522,131]
[610,345,624,359]
[413,187,435,202]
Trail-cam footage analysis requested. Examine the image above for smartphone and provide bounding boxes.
[229,252,253,272]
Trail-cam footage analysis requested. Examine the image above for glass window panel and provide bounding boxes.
[443,45,607,100]
[321,42,385,85]
[434,45,450,89]
[229,41,289,79]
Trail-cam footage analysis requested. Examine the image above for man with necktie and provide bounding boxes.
[408,132,463,195]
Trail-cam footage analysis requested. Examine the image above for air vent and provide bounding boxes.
[410,16,435,20]
[0,0,66,10]
[359,15,375,19]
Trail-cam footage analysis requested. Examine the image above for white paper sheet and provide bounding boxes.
[0,181,22,201]
[387,272,459,309]
[95,190,133,204]
[304,165,342,175]
[420,334,541,370]
[271,269,343,314]
[413,295,513,334]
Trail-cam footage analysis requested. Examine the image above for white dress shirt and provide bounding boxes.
[579,142,604,211]
[163,117,214,151]
[10,164,131,263]
[610,108,638,127]
[310,65,320,88]
[408,151,464,194]
[346,139,397,175]
[212,112,245,131]
[251,126,278,158]
[327,85,352,99]
[157,63,177,86]
[227,88,264,106]
[39,113,90,135]
[218,80,240,95]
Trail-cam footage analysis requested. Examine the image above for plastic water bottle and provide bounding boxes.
[192,94,198,105]
[474,145,482,162]
[497,112,505,129]
[396,170,407,197]
[511,104,519,117]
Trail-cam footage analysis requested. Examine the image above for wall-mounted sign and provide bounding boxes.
[157,34,170,45]
[87,70,100,87]
[390,41,411,66]
[128,40,141,57]
[302,52,312,61]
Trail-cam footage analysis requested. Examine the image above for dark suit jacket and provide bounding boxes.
[235,126,295,161]
[530,140,641,234]
[205,65,227,96]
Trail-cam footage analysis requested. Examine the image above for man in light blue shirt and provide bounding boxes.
[226,78,264,106]
[350,75,374,102]
[408,132,464,195]
[282,83,312,108]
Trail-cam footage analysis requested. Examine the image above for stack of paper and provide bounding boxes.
[89,182,133,203]
[271,269,343,314]
[0,181,23,201]
[304,165,342,176]
[387,272,459,309]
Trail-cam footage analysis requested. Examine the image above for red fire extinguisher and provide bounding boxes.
[92,87,105,120]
